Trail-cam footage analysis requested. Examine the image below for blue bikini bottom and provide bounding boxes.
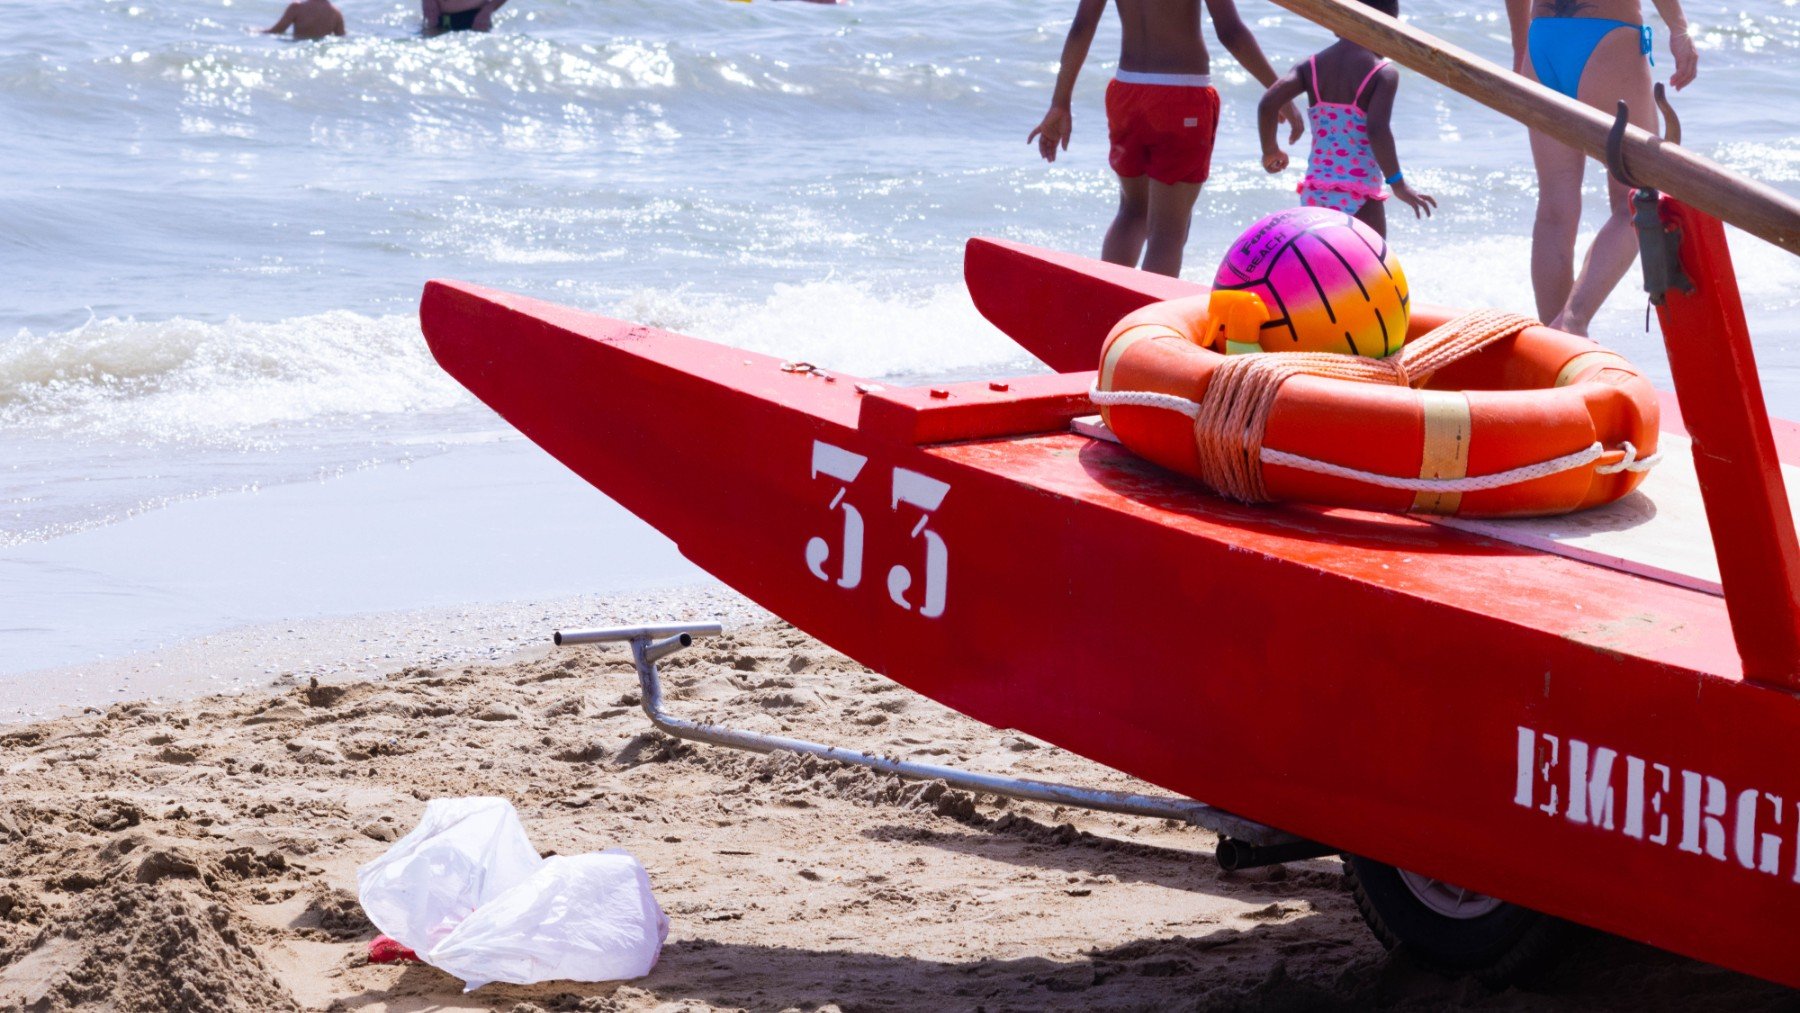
[1528,17,1653,99]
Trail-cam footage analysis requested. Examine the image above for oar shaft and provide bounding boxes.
[1263,0,1800,255]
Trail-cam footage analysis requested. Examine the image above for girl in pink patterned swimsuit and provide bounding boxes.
[1254,0,1435,237]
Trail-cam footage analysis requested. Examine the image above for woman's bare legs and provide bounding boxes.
[1140,180,1202,277]
[1528,131,1585,323]
[1101,175,1150,269]
[1554,30,1658,335]
[1521,48,1586,323]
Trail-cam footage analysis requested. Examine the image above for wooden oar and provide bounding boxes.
[1262,0,1800,255]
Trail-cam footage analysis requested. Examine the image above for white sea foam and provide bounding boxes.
[0,312,461,447]
[0,279,1030,451]
[616,280,1036,382]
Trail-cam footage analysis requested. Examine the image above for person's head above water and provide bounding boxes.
[1358,0,1399,16]
[262,0,345,40]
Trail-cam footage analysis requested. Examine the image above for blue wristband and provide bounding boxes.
[1385,171,1404,186]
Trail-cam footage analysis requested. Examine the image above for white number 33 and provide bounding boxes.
[805,440,950,619]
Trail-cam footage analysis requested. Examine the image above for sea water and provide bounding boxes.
[3,0,1799,677]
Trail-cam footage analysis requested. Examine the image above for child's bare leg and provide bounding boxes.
[1101,176,1150,269]
[1529,127,1585,325]
[1353,198,1387,239]
[1555,33,1658,336]
[1139,180,1201,277]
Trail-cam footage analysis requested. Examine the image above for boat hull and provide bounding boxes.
[423,277,1800,990]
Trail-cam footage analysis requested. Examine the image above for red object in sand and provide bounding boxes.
[419,203,1800,989]
[367,935,420,964]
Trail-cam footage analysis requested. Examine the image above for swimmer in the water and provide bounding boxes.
[262,0,344,40]
[423,0,511,35]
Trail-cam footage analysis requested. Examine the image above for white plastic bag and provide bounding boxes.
[428,851,670,991]
[356,797,544,956]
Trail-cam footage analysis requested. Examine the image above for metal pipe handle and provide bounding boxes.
[553,622,724,646]
[642,633,693,664]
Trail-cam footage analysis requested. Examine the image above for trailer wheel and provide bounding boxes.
[1344,855,1564,984]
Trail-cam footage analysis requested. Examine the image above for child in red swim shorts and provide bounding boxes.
[1030,0,1302,277]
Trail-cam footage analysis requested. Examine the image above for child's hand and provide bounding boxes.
[1669,32,1698,91]
[1028,107,1072,163]
[1278,102,1305,143]
[1262,149,1288,174]
[1393,181,1438,220]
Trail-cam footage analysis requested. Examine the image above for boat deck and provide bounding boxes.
[1073,414,1798,600]
[930,426,1742,680]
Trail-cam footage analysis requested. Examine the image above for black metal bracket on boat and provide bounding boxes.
[1215,836,1342,871]
[1605,100,1645,190]
[1631,189,1692,309]
[554,622,1335,868]
[1606,98,1693,308]
[1654,82,1682,147]
[1605,85,1682,189]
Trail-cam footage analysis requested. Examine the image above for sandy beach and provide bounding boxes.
[0,608,1790,1012]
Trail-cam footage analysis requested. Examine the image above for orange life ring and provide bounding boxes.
[1094,294,1661,517]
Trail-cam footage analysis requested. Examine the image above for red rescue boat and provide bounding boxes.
[421,197,1800,989]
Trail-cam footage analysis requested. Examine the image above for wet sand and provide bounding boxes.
[0,436,707,680]
[0,617,1789,1011]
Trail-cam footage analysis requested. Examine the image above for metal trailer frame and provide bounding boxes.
[554,622,1333,870]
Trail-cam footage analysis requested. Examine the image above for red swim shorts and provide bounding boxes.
[1105,80,1221,186]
